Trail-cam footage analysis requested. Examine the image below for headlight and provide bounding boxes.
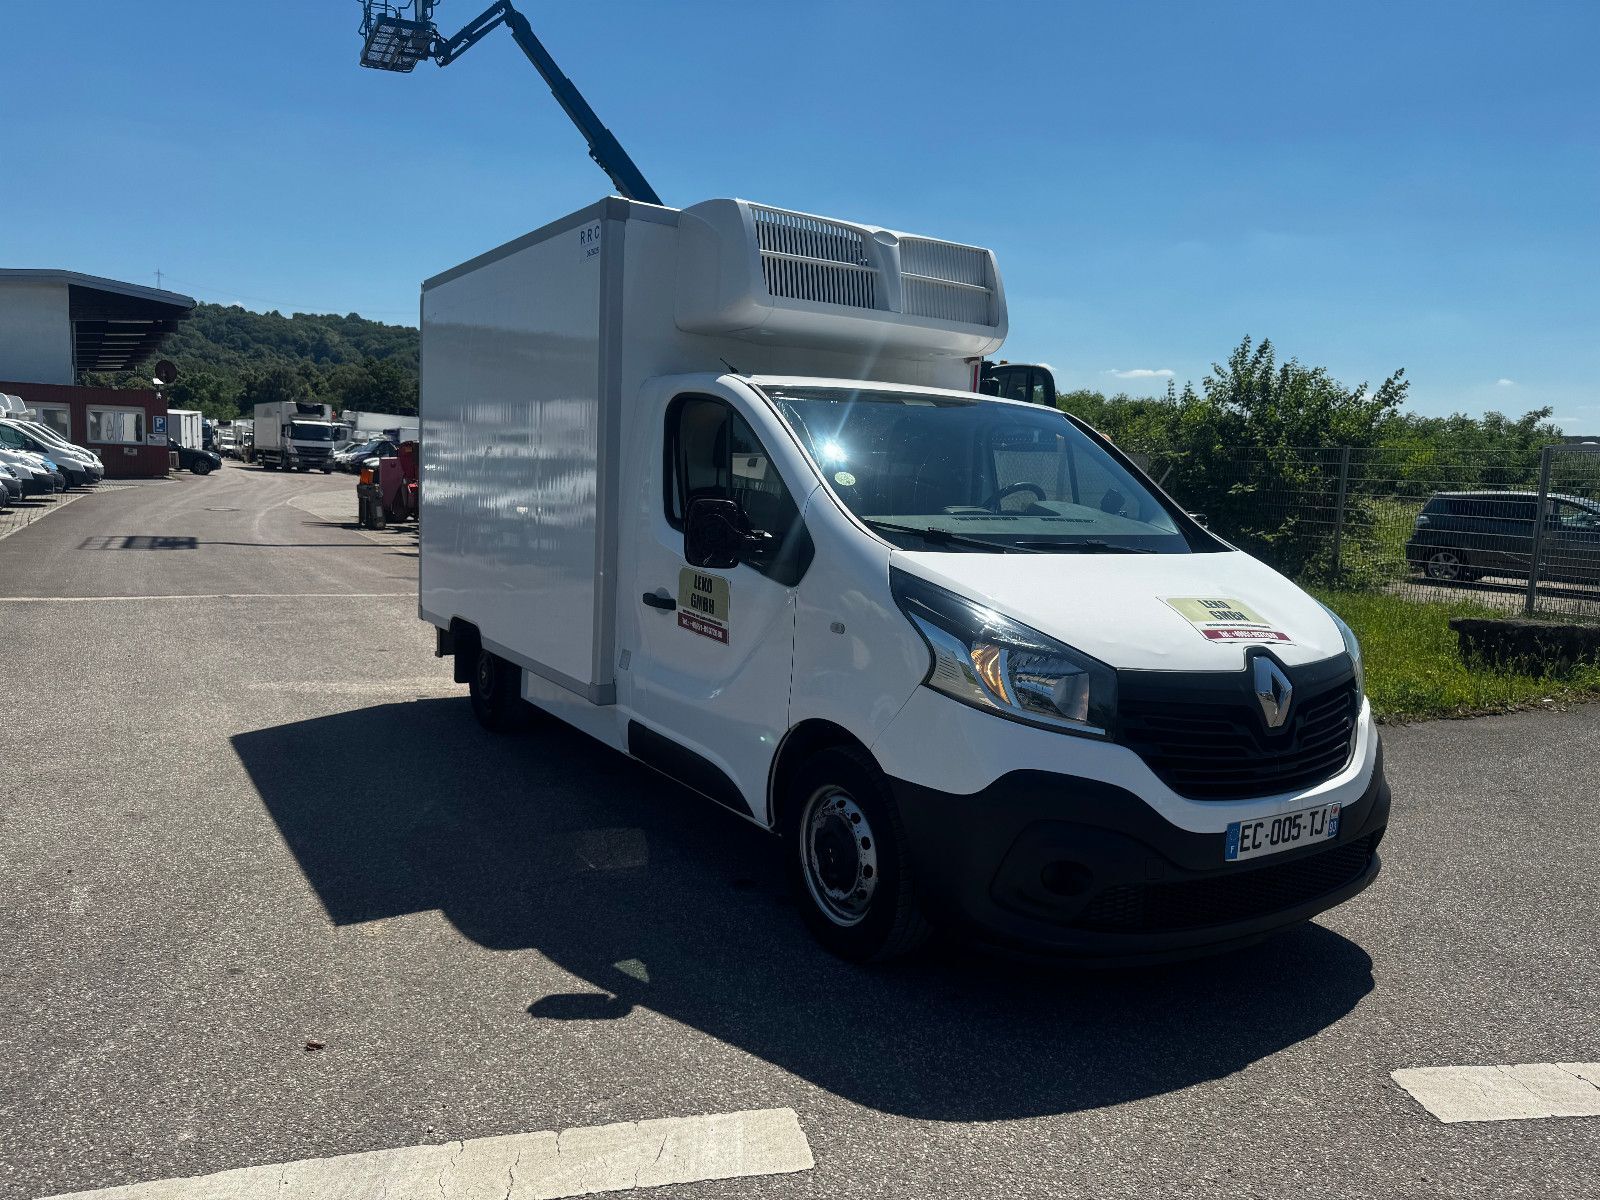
[890,568,1116,736]
[1321,604,1364,697]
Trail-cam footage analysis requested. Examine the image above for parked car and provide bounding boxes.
[0,462,22,506]
[170,441,223,476]
[0,421,96,488]
[1405,490,1600,586]
[0,448,59,495]
[2,418,104,483]
[335,438,396,472]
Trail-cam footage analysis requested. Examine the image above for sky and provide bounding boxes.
[2,1,1596,427]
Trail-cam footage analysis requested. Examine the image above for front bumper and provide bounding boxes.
[891,742,1389,964]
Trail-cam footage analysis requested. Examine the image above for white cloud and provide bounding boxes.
[1106,368,1175,380]
[1496,378,1517,387]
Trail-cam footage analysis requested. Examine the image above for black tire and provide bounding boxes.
[322,466,333,474]
[468,647,523,733]
[1423,547,1467,582]
[785,745,931,962]
[191,462,212,476]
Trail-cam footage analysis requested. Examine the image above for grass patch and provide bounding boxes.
[1312,588,1600,722]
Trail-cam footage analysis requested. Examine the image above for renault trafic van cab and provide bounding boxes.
[420,197,1389,963]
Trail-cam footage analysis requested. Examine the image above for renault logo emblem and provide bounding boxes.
[1253,657,1293,729]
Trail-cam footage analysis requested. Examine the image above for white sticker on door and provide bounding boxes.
[678,568,731,643]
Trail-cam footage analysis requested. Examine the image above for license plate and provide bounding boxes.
[1225,802,1340,862]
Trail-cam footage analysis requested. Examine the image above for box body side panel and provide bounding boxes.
[420,218,605,690]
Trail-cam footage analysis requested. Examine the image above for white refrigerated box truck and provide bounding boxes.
[420,196,1390,962]
[252,400,338,471]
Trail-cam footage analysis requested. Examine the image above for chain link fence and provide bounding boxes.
[1129,443,1600,621]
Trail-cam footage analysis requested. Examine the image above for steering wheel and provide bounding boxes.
[982,481,1048,511]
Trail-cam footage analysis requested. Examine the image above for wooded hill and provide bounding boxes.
[86,302,420,420]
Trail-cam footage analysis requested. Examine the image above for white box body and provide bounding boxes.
[419,196,996,702]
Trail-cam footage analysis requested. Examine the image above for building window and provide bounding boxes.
[36,405,71,440]
[87,407,146,445]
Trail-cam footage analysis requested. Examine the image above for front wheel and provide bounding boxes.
[468,647,523,733]
[1424,548,1467,582]
[786,746,931,962]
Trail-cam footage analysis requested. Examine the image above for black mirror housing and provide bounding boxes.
[685,498,745,569]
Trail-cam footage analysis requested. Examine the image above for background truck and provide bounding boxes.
[342,409,420,444]
[252,401,338,471]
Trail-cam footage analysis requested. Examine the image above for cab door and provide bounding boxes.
[624,390,814,825]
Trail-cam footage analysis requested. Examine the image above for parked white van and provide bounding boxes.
[419,197,1390,962]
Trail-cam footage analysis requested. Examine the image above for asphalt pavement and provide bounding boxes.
[1,465,1596,1199]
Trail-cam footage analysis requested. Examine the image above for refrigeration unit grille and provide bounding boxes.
[899,236,995,324]
[752,205,881,311]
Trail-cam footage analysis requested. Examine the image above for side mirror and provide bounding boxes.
[685,497,776,570]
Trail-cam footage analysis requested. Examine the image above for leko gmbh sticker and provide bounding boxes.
[1163,597,1292,644]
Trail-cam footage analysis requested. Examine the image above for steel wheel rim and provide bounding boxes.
[1427,550,1461,580]
[800,786,878,927]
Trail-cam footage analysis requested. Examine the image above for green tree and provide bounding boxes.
[164,368,243,421]
[238,362,320,412]
[322,357,418,416]
[1061,336,1409,578]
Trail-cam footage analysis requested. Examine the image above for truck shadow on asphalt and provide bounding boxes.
[233,698,1374,1123]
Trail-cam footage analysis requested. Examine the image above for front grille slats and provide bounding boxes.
[1074,834,1378,933]
[1118,663,1358,801]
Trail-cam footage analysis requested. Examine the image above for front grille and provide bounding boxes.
[1119,660,1358,801]
[1073,834,1378,933]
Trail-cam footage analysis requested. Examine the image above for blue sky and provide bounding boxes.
[3,1,1596,427]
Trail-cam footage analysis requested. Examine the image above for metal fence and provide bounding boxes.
[1130,443,1600,621]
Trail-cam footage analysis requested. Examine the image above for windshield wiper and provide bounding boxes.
[1023,539,1156,554]
[860,518,1043,554]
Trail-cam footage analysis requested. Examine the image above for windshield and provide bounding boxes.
[289,422,334,441]
[767,387,1198,554]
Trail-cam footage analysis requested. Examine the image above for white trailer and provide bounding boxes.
[252,400,338,471]
[420,195,1386,963]
[342,410,420,444]
[166,409,203,450]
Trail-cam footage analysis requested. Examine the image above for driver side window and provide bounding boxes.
[664,395,811,584]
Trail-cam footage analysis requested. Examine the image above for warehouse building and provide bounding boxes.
[0,270,195,477]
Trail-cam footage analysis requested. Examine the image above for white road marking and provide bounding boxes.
[0,592,414,602]
[39,1107,813,1200]
[1392,1062,1600,1123]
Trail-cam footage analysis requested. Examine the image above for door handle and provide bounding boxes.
[641,591,676,611]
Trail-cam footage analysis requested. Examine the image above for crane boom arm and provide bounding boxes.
[433,1,662,206]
